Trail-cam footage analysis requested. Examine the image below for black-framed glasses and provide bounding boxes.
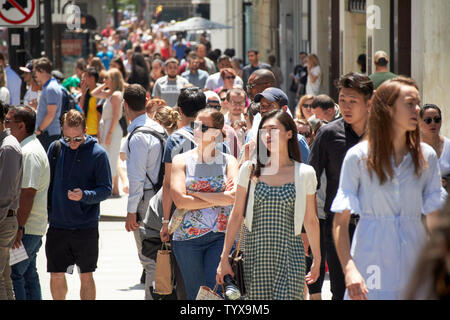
[63,136,84,143]
[193,122,217,133]
[302,104,312,109]
[423,117,442,125]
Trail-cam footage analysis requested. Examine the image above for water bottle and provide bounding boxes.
[223,275,241,300]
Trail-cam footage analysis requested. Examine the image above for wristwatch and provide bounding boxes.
[18,225,25,233]
[162,219,170,224]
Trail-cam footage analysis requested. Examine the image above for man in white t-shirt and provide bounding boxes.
[5,106,50,300]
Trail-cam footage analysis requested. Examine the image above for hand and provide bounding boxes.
[12,230,23,249]
[123,184,129,194]
[160,223,170,242]
[225,178,234,192]
[305,258,320,285]
[29,99,38,110]
[125,212,139,232]
[68,188,83,201]
[216,257,234,285]
[345,266,369,300]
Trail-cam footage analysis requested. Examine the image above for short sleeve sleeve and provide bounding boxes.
[21,153,41,190]
[304,165,318,195]
[422,147,447,214]
[237,161,253,189]
[46,85,61,105]
[330,147,362,214]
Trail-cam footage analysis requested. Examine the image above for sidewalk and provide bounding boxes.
[35,194,332,300]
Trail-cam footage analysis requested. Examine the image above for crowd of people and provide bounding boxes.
[0,19,449,301]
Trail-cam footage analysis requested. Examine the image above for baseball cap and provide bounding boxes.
[20,60,33,73]
[254,87,289,107]
[374,50,389,64]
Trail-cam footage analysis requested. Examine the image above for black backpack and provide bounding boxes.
[127,126,168,193]
[59,86,77,120]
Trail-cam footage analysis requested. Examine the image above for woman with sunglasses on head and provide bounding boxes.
[419,104,450,190]
[217,110,321,300]
[332,77,445,300]
[170,108,239,300]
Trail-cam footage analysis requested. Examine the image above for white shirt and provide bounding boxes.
[126,114,166,213]
[204,72,244,91]
[0,87,10,104]
[306,65,321,96]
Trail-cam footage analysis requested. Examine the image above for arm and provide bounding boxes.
[333,210,368,300]
[170,154,214,211]
[12,188,36,249]
[160,163,173,242]
[303,193,321,284]
[37,105,57,133]
[188,156,239,206]
[216,184,248,284]
[104,93,121,146]
[90,83,111,100]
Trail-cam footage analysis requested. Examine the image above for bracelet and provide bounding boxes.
[162,219,170,224]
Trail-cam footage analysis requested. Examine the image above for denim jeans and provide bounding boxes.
[11,234,43,300]
[172,232,225,300]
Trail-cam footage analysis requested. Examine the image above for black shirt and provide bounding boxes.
[308,118,365,215]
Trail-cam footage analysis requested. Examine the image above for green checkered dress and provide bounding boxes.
[243,181,306,300]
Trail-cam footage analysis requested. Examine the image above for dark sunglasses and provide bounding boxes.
[63,136,84,143]
[302,104,312,109]
[207,103,221,110]
[423,117,441,125]
[246,82,269,90]
[299,131,312,138]
[224,76,236,80]
[193,122,217,133]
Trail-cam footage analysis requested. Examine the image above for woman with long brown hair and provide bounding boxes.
[332,77,445,300]
[217,110,321,299]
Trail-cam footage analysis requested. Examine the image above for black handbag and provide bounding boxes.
[228,163,253,297]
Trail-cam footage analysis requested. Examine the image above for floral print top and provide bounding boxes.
[173,151,233,241]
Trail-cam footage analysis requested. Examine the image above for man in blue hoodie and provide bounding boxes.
[45,109,112,300]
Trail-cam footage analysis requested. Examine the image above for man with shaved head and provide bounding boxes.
[246,68,276,101]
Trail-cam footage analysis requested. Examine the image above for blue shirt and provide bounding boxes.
[181,69,209,90]
[173,42,187,60]
[5,65,22,105]
[36,78,63,136]
[97,50,114,70]
[331,141,447,300]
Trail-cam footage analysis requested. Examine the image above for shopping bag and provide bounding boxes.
[196,285,224,300]
[154,242,173,295]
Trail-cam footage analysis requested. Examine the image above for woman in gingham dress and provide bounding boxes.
[217,110,321,299]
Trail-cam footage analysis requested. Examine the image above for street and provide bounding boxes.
[35,193,332,300]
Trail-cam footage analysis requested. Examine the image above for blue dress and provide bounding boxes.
[331,141,446,300]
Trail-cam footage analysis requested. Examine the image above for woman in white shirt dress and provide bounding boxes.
[91,68,125,196]
[305,54,321,96]
[332,77,445,300]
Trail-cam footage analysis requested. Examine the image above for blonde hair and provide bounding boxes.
[107,68,125,93]
[61,109,86,129]
[308,54,320,68]
[153,106,179,134]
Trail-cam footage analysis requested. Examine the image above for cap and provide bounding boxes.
[204,90,221,104]
[254,87,289,107]
[51,70,65,82]
[374,50,389,64]
[20,60,33,73]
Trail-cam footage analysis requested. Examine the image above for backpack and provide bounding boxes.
[127,126,168,193]
[59,86,77,120]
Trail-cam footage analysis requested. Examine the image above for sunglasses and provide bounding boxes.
[224,76,236,80]
[63,136,84,143]
[423,117,441,125]
[4,119,21,124]
[193,122,217,133]
[246,82,269,90]
[299,131,312,138]
[302,104,312,109]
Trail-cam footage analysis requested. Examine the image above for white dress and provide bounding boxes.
[306,66,321,96]
[99,91,123,176]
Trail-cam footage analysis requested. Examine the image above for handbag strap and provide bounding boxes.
[235,163,254,255]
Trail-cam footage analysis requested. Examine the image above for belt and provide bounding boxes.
[7,209,15,217]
